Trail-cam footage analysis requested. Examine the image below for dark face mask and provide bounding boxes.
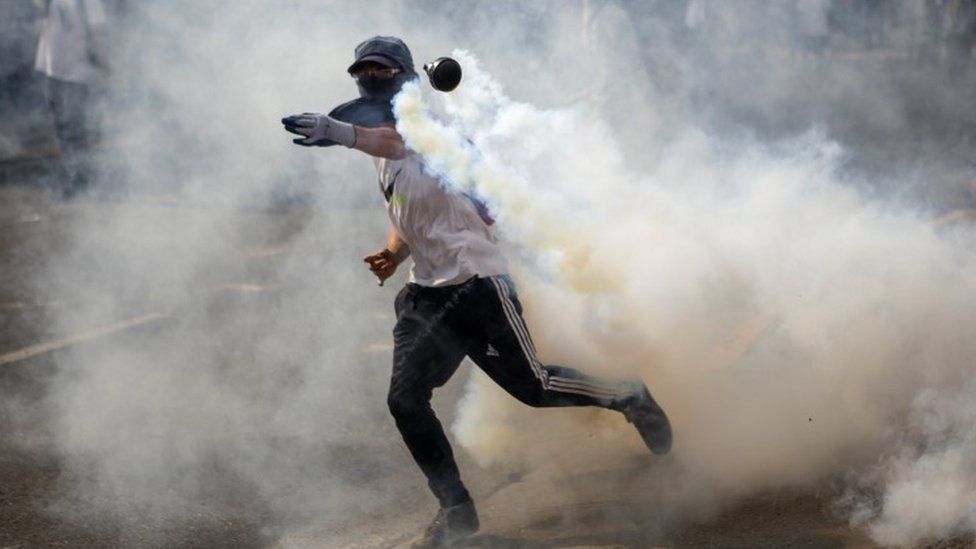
[355,71,414,101]
[357,75,397,96]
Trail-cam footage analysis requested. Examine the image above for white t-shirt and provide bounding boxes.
[374,153,509,287]
[34,0,106,84]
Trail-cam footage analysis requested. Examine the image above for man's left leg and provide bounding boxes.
[388,283,480,548]
[388,284,472,508]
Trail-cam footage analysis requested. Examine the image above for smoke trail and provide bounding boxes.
[394,53,625,293]
[395,52,976,546]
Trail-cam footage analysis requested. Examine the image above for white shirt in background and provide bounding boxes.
[374,153,509,287]
[34,0,106,84]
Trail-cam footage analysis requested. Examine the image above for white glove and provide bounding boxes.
[281,113,356,147]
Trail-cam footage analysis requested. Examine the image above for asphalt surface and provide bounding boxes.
[0,187,281,548]
[0,184,972,549]
[0,185,862,549]
[0,185,505,548]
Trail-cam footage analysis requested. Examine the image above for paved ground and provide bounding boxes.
[0,184,897,549]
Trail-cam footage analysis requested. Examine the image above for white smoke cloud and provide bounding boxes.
[395,50,976,546]
[18,1,976,546]
[846,383,976,547]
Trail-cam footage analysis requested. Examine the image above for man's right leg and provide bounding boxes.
[465,275,672,455]
[388,283,471,509]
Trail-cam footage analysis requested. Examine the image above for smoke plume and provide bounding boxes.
[15,1,976,547]
[396,50,976,547]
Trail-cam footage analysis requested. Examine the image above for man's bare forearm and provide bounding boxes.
[353,125,407,160]
[386,226,410,263]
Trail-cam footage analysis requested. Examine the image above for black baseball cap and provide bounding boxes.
[347,36,418,76]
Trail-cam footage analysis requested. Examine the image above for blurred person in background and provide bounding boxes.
[34,0,110,196]
[795,0,832,56]
[923,0,949,62]
[863,0,887,48]
[946,0,976,80]
[0,1,45,161]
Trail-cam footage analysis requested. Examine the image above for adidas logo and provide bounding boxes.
[486,344,500,357]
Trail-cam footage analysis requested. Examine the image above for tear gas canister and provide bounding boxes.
[423,57,462,92]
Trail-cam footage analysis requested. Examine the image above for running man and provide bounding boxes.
[282,36,671,549]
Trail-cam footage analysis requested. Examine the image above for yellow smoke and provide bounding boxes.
[394,80,616,295]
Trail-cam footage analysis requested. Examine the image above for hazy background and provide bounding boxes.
[3,0,976,547]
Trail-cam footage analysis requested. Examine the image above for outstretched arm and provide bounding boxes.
[363,226,410,286]
[282,114,406,160]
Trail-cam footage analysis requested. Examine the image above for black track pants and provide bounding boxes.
[387,275,633,508]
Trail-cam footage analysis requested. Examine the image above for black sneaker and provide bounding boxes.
[620,381,672,455]
[411,500,480,548]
